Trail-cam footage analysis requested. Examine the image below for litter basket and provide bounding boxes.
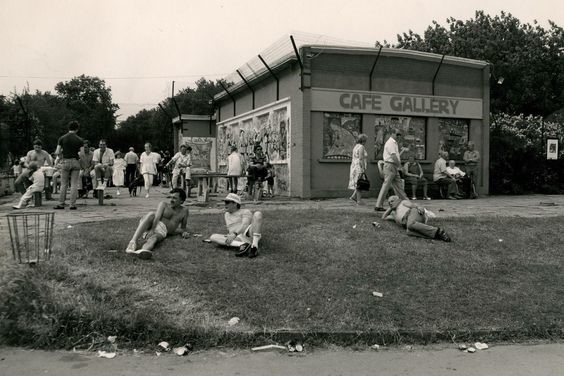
[7,211,55,265]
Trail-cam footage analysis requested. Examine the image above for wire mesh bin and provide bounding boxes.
[7,211,55,265]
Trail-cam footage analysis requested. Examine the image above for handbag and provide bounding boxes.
[356,173,370,191]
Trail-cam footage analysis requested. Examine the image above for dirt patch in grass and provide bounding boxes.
[1,210,562,349]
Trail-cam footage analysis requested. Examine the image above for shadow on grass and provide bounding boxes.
[1,210,562,349]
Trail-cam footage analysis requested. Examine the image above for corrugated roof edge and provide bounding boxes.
[214,45,489,102]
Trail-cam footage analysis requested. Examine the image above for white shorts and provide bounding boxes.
[141,220,168,239]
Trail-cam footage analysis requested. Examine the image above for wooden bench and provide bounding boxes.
[191,172,227,203]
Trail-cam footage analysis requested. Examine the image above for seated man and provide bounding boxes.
[403,155,430,200]
[382,195,452,242]
[446,160,472,198]
[433,151,462,199]
[125,188,190,259]
[12,162,45,209]
[246,144,268,199]
[92,139,115,190]
[208,193,263,258]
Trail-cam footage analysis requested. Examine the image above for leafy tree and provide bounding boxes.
[392,11,564,116]
[55,75,119,144]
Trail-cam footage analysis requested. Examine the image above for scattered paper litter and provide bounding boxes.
[67,225,73,229]
[97,351,116,359]
[352,224,357,229]
[173,346,189,356]
[107,336,117,343]
[193,234,203,237]
[295,344,304,352]
[251,345,286,351]
[372,291,383,298]
[458,344,467,351]
[467,347,476,353]
[474,342,489,350]
[228,317,240,326]
[370,344,380,350]
[158,341,170,351]
[372,222,381,228]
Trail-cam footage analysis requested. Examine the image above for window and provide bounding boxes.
[374,116,426,160]
[438,119,469,160]
[322,112,362,159]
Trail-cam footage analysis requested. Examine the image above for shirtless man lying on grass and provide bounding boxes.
[125,188,190,259]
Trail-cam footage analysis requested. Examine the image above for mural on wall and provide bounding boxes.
[182,137,216,172]
[322,113,362,159]
[374,116,426,160]
[217,102,290,195]
[438,119,469,160]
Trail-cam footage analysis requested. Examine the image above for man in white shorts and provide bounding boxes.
[125,188,190,259]
[208,193,263,258]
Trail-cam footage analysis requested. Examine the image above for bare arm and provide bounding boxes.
[174,208,190,238]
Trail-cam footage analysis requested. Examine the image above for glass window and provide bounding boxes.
[374,116,426,160]
[438,119,469,160]
[322,113,362,159]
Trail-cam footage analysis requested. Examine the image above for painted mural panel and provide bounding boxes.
[216,102,290,195]
[322,112,362,160]
[438,119,469,160]
[374,116,426,160]
[182,137,216,172]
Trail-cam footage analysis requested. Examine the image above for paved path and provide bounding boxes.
[1,343,563,376]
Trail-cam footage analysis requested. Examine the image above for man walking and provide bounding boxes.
[54,121,83,210]
[374,129,408,211]
[124,147,138,186]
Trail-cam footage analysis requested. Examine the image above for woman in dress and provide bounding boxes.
[112,151,126,196]
[348,133,368,205]
[139,143,161,198]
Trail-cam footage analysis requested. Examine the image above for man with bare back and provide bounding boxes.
[125,188,190,259]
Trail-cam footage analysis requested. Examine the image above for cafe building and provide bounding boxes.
[212,36,490,198]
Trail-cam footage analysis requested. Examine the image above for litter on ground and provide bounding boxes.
[372,291,383,297]
[158,341,170,351]
[97,351,116,359]
[251,345,287,351]
[475,342,489,350]
[228,317,240,326]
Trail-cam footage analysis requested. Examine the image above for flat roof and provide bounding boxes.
[172,114,215,124]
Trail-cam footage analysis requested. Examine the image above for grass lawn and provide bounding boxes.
[0,209,562,349]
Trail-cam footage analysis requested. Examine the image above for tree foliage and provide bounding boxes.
[392,11,564,116]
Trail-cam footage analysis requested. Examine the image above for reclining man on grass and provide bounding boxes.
[381,195,452,242]
[125,188,190,259]
[208,193,263,258]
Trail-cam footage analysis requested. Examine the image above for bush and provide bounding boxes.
[490,113,564,194]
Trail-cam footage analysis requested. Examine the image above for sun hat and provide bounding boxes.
[224,193,242,205]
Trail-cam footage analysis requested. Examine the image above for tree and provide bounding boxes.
[392,11,564,116]
[55,75,119,144]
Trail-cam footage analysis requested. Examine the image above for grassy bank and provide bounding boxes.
[0,210,562,349]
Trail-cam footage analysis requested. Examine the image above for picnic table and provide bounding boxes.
[191,172,227,203]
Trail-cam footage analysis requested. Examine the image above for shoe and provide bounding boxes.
[100,182,107,190]
[411,197,417,200]
[26,204,35,208]
[125,241,137,254]
[424,197,431,200]
[145,193,149,198]
[235,243,251,257]
[116,190,120,196]
[248,246,259,258]
[436,228,452,242]
[54,204,65,209]
[12,205,21,210]
[69,205,77,210]
[374,207,386,212]
[448,195,457,200]
[135,249,153,260]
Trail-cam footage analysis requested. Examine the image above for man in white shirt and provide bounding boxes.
[433,152,461,199]
[92,139,115,190]
[208,193,263,258]
[165,144,192,189]
[124,147,139,186]
[375,129,408,211]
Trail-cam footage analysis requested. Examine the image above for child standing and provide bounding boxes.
[265,163,276,197]
[12,162,45,209]
[112,151,127,196]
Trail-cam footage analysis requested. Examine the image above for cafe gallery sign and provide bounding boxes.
[311,88,483,119]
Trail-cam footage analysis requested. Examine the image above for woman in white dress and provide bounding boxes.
[227,145,243,193]
[348,133,368,205]
[139,143,161,198]
[112,151,126,195]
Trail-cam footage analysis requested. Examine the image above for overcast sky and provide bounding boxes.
[2,0,563,121]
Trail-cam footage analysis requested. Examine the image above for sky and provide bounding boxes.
[1,0,563,121]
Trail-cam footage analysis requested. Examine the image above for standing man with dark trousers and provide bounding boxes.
[374,129,408,211]
[54,121,84,210]
[124,147,139,186]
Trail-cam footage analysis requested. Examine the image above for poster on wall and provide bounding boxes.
[322,113,362,159]
[438,119,469,160]
[182,137,216,172]
[216,101,291,195]
[547,139,559,160]
[373,116,426,160]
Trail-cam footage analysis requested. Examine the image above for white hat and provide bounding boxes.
[224,193,241,205]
